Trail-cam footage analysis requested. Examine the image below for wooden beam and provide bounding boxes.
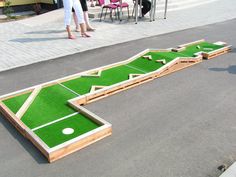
[129,74,143,79]
[16,86,42,119]
[156,59,167,65]
[142,55,152,60]
[90,85,107,93]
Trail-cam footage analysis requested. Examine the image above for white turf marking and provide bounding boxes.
[125,64,147,74]
[58,83,80,96]
[62,128,74,135]
[203,48,213,51]
[32,112,78,131]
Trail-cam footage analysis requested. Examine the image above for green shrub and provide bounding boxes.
[3,0,14,18]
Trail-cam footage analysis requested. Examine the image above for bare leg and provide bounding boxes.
[90,0,95,7]
[66,25,76,39]
[84,11,95,31]
[73,12,80,32]
[80,23,91,37]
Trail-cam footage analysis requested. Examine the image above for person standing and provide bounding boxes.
[141,0,151,16]
[135,0,151,17]
[72,0,95,32]
[62,0,90,39]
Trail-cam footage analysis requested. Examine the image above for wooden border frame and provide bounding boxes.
[0,99,111,162]
[69,51,203,106]
[202,41,231,59]
[177,39,231,60]
[0,40,230,163]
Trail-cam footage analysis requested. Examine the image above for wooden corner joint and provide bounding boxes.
[155,59,166,65]
[142,55,152,60]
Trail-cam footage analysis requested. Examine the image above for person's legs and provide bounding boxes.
[63,0,75,39]
[90,0,95,7]
[73,13,80,32]
[73,0,90,37]
[84,11,95,31]
[141,0,151,16]
[72,8,80,32]
[79,0,95,31]
[80,23,91,37]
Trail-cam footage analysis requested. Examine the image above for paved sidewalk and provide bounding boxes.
[0,0,236,72]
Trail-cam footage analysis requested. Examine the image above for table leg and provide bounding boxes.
[139,0,142,18]
[152,0,157,21]
[149,0,154,21]
[120,0,123,21]
[164,0,168,19]
[135,0,138,23]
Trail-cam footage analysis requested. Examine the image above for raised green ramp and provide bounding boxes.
[1,40,229,154]
[33,113,100,148]
[62,65,144,95]
[179,42,224,57]
[3,92,32,114]
[127,52,189,73]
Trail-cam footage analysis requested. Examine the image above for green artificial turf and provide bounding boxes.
[128,51,188,73]
[21,84,78,129]
[61,65,144,95]
[34,113,100,148]
[3,92,32,114]
[1,41,227,149]
[179,42,224,57]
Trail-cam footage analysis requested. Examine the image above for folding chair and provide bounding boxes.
[98,0,119,22]
[110,0,130,20]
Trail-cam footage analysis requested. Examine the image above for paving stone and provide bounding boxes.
[0,0,236,72]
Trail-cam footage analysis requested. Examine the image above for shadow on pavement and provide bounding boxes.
[209,65,236,75]
[0,113,48,164]
[9,37,66,43]
[231,47,236,53]
[25,30,65,34]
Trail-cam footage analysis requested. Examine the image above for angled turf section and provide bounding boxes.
[21,84,78,129]
[61,65,144,95]
[127,51,189,73]
[179,42,224,57]
[3,92,32,114]
[33,113,100,148]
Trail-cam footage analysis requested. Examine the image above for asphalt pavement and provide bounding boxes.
[0,19,236,177]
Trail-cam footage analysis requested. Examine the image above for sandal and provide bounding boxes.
[68,35,76,39]
[81,33,91,38]
[87,27,95,32]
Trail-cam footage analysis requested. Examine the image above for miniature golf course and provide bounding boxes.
[0,40,229,161]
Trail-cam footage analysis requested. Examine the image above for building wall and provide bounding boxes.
[0,0,54,7]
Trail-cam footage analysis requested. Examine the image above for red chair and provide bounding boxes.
[110,0,130,19]
[98,0,119,22]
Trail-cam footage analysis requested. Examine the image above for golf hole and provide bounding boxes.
[62,128,74,135]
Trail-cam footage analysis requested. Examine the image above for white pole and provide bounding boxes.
[149,0,154,21]
[135,0,139,23]
[152,0,157,21]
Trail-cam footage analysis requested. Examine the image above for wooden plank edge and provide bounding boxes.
[48,126,112,163]
[16,86,42,119]
[178,39,205,48]
[202,45,231,59]
[0,101,50,160]
[68,56,203,106]
[156,58,202,78]
[0,49,150,101]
